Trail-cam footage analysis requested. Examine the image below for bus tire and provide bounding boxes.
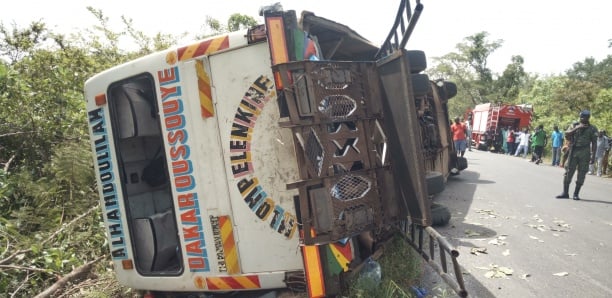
[431,203,451,227]
[426,171,445,195]
[411,74,431,97]
[406,50,427,74]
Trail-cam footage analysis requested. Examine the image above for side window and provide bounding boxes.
[107,74,183,275]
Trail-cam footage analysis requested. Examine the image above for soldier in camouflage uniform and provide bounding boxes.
[556,110,598,200]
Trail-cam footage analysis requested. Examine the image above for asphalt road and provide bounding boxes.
[426,149,612,298]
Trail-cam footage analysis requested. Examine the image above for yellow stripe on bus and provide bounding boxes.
[302,244,325,297]
[219,216,241,274]
[177,36,230,61]
[265,17,289,65]
[206,275,261,290]
[195,60,214,118]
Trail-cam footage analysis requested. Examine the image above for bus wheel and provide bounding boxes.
[431,203,451,227]
[426,171,445,195]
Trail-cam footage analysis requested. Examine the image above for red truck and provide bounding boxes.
[467,103,533,151]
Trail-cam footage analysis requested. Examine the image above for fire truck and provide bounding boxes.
[84,1,467,297]
[467,102,533,151]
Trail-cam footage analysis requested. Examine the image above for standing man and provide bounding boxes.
[465,118,472,151]
[514,128,530,158]
[530,124,547,164]
[451,117,468,157]
[589,130,609,176]
[550,125,564,166]
[506,127,516,155]
[556,110,598,200]
[603,130,611,176]
[501,126,508,154]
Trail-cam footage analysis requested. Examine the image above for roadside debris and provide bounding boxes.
[553,272,569,277]
[475,264,514,278]
[488,235,507,246]
[470,247,488,255]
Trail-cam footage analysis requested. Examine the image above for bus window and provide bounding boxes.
[107,74,182,275]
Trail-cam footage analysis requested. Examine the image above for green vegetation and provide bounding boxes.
[348,234,422,298]
[428,31,612,135]
[0,7,610,297]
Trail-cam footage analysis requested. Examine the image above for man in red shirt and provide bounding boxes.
[451,117,468,157]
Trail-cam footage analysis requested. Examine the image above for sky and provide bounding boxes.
[1,0,610,75]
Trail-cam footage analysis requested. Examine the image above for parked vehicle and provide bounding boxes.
[467,103,533,151]
[84,1,466,297]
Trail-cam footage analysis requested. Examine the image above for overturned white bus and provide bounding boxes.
[85,2,465,297]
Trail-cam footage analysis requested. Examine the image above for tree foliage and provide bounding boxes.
[430,31,611,137]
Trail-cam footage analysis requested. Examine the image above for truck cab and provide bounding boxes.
[85,3,461,297]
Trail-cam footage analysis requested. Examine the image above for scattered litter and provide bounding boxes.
[488,238,506,246]
[528,235,544,243]
[564,253,577,256]
[553,272,569,277]
[502,249,510,256]
[411,286,428,298]
[476,209,499,218]
[465,229,482,237]
[527,224,548,231]
[465,222,484,226]
[519,273,531,280]
[470,247,488,255]
[478,264,514,278]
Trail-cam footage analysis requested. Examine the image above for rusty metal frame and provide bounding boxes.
[401,223,468,297]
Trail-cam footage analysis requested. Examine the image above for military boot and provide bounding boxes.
[555,183,570,199]
[573,184,582,200]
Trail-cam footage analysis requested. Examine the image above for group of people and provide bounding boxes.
[508,125,548,164]
[451,110,609,201]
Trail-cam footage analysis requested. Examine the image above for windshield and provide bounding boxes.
[107,74,183,275]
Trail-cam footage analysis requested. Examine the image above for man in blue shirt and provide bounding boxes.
[550,125,564,166]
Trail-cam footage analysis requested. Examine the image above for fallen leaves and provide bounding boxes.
[488,235,507,246]
[465,229,482,237]
[475,264,514,278]
[476,209,500,218]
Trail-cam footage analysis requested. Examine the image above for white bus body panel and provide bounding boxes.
[208,42,302,272]
[85,32,303,292]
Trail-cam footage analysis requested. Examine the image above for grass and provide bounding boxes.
[346,233,423,298]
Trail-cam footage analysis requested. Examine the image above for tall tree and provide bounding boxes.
[429,32,503,117]
[496,55,528,100]
[566,55,612,89]
[456,31,503,89]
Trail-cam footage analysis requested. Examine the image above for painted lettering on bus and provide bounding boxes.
[88,107,127,259]
[229,76,297,239]
[158,66,209,272]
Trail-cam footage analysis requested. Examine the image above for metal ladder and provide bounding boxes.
[375,0,423,59]
[487,105,500,132]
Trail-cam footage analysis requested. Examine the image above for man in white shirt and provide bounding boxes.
[465,120,472,151]
[514,128,531,158]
